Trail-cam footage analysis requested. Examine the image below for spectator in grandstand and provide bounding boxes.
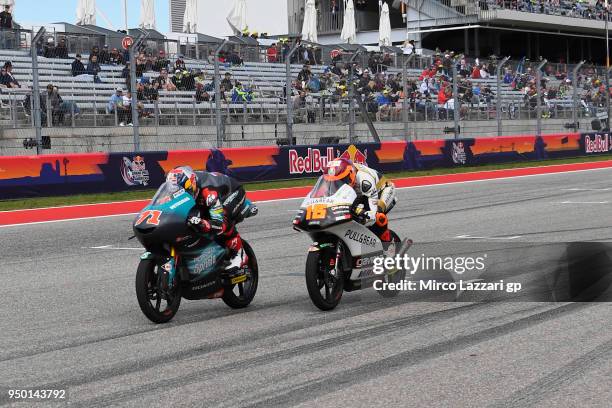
[0,5,12,29]
[267,43,278,63]
[221,72,233,92]
[109,48,124,65]
[23,88,47,124]
[43,38,56,58]
[174,56,187,72]
[54,38,69,59]
[231,82,254,103]
[402,39,415,55]
[135,52,147,78]
[48,84,80,124]
[194,70,206,88]
[0,66,17,88]
[195,82,210,102]
[71,54,86,76]
[155,68,177,91]
[2,61,19,87]
[154,50,170,72]
[107,88,132,126]
[86,55,102,83]
[89,46,100,62]
[297,64,312,84]
[225,50,243,66]
[99,45,111,64]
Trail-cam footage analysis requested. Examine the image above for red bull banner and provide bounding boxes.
[0,132,594,199]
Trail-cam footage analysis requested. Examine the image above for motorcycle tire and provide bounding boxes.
[135,258,182,324]
[305,247,344,311]
[222,241,259,309]
[375,230,406,298]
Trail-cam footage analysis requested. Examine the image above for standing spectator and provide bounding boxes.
[0,5,12,49]
[0,5,12,29]
[43,84,79,124]
[267,43,278,63]
[43,38,56,58]
[99,45,111,64]
[55,38,69,59]
[89,46,100,62]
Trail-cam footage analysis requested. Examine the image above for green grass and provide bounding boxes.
[1,154,611,212]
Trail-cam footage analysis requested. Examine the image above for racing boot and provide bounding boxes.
[224,235,248,276]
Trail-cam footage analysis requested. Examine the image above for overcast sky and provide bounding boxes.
[15,0,289,37]
[199,0,288,37]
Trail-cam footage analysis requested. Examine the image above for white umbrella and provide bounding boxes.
[341,0,356,44]
[378,1,391,46]
[301,0,317,43]
[0,0,14,13]
[183,0,198,33]
[76,0,96,26]
[139,0,156,30]
[227,0,247,36]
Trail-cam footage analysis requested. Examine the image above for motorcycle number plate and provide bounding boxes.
[305,204,327,220]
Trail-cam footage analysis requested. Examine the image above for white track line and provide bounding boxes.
[455,234,522,240]
[2,165,612,228]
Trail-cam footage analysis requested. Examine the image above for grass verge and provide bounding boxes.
[1,154,611,212]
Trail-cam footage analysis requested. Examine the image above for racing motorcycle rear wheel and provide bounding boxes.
[222,241,259,309]
[135,258,182,323]
[375,230,406,298]
[305,244,344,311]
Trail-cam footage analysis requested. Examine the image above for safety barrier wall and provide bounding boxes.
[0,132,609,200]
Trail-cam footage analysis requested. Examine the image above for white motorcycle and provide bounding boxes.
[293,175,411,310]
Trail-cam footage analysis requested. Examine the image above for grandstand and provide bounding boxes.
[0,1,608,155]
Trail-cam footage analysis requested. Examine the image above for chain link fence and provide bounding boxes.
[0,35,608,155]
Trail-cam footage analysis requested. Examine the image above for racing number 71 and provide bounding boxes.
[136,210,162,226]
[305,204,327,220]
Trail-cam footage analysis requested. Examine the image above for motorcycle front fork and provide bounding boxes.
[159,247,178,290]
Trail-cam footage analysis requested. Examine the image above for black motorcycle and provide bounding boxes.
[133,182,258,323]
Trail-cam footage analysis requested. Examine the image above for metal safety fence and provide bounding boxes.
[0,34,609,155]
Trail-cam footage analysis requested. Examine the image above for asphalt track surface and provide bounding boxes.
[1,168,612,407]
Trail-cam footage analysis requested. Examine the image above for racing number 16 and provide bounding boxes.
[305,204,327,220]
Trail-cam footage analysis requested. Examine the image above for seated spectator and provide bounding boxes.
[0,66,17,88]
[55,38,69,59]
[71,54,86,76]
[225,51,243,66]
[2,61,19,87]
[107,87,132,126]
[109,48,124,65]
[306,75,321,92]
[155,68,177,91]
[155,50,170,72]
[503,68,513,84]
[86,55,102,83]
[195,82,210,102]
[43,84,79,125]
[471,65,481,79]
[174,56,186,72]
[231,82,253,103]
[221,72,233,92]
[99,45,111,64]
[135,52,147,78]
[43,37,56,58]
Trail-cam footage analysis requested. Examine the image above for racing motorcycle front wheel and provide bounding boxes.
[222,241,259,309]
[135,258,182,324]
[305,244,345,311]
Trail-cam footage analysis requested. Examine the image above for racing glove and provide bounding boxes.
[353,204,376,227]
[188,216,212,233]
